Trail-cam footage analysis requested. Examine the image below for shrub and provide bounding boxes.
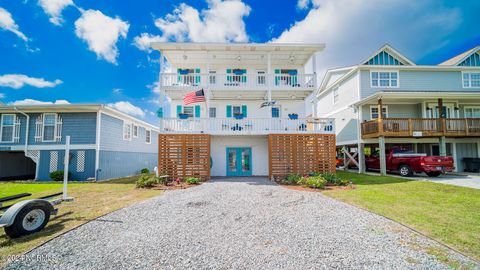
[185,177,200,185]
[338,179,350,186]
[49,170,71,181]
[304,176,327,189]
[282,173,303,185]
[136,174,158,188]
[140,168,150,174]
[320,173,340,184]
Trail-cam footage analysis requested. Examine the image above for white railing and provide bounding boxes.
[160,73,317,91]
[160,118,334,135]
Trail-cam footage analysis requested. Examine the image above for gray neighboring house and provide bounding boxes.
[0,104,159,181]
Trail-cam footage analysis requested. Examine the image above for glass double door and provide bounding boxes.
[226,148,252,176]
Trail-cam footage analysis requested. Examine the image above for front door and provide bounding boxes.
[226,147,252,176]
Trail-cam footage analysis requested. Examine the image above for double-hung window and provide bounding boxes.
[462,72,480,88]
[43,113,57,141]
[145,129,151,144]
[371,71,398,88]
[232,106,242,116]
[0,114,15,142]
[209,107,217,118]
[133,125,139,138]
[123,122,132,141]
[370,106,388,119]
[183,106,194,118]
[464,106,480,118]
[271,107,280,118]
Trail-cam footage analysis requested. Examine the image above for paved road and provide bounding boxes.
[5,177,477,269]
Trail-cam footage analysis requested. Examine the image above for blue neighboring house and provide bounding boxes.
[0,104,159,181]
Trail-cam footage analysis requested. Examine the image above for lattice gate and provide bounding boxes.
[268,134,336,179]
[158,134,211,180]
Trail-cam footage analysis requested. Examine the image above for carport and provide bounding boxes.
[0,151,36,180]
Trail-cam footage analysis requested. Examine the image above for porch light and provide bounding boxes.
[426,107,432,111]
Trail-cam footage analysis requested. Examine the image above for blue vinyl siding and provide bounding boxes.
[97,150,157,180]
[364,51,404,65]
[99,113,158,153]
[459,53,480,67]
[37,149,96,181]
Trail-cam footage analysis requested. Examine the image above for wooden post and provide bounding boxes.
[439,136,447,157]
[377,98,384,135]
[268,135,272,180]
[379,136,387,175]
[343,146,347,171]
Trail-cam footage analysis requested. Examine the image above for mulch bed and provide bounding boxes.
[279,183,356,193]
[151,182,202,191]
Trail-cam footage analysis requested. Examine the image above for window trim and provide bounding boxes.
[132,125,139,138]
[370,105,389,120]
[370,70,399,88]
[145,129,151,144]
[462,71,480,88]
[42,113,57,142]
[209,107,217,118]
[464,106,480,118]
[0,114,16,143]
[123,121,132,141]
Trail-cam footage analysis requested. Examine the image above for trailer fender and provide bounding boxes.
[0,200,54,227]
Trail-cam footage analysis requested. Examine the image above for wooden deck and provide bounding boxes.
[361,118,480,138]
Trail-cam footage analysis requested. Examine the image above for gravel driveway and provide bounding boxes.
[5,177,477,269]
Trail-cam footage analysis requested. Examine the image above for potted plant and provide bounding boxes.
[288,113,298,120]
[234,113,244,120]
[178,113,189,119]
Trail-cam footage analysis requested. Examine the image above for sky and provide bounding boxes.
[0,0,479,124]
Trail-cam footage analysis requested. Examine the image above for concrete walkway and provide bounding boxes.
[412,174,480,189]
[5,177,477,269]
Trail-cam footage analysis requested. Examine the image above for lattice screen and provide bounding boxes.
[49,151,58,172]
[76,151,85,172]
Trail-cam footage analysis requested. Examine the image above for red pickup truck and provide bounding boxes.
[365,148,454,177]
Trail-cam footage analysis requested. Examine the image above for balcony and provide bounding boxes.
[160,118,334,135]
[361,118,480,138]
[160,73,317,92]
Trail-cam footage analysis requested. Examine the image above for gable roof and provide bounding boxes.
[361,44,416,66]
[439,46,480,66]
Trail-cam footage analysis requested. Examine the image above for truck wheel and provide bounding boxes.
[399,165,413,177]
[426,171,441,177]
[4,204,51,238]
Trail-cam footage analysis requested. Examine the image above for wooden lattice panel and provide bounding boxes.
[158,134,211,180]
[268,134,336,179]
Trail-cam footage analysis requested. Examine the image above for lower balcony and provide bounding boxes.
[361,118,480,138]
[160,118,335,135]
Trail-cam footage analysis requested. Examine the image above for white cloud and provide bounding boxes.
[112,88,123,94]
[0,7,28,41]
[0,74,62,89]
[74,9,129,64]
[38,0,74,25]
[151,0,250,43]
[0,93,5,99]
[10,99,70,105]
[274,0,461,77]
[108,101,145,117]
[133,33,164,52]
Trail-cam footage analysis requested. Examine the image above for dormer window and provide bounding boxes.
[371,71,398,88]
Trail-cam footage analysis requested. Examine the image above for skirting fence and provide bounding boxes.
[158,134,211,180]
[268,134,336,179]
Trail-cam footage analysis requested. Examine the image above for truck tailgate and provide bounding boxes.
[422,156,454,167]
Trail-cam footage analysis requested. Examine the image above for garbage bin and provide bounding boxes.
[463,157,480,172]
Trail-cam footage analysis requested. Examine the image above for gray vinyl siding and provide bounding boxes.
[97,150,157,180]
[360,70,476,98]
[99,113,158,153]
[331,107,358,145]
[361,104,422,121]
[455,143,478,172]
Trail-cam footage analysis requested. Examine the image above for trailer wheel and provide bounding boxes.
[426,171,441,177]
[4,204,51,238]
[399,165,413,177]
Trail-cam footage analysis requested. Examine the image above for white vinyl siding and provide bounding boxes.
[333,87,339,103]
[370,105,388,119]
[462,72,480,88]
[370,71,398,88]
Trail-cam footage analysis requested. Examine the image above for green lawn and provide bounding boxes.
[324,172,480,261]
[0,177,161,265]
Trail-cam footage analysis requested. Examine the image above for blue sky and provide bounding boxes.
[0,0,479,124]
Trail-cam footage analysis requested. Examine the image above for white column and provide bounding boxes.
[63,136,70,200]
[358,143,365,173]
[159,51,165,110]
[267,52,272,102]
[451,142,458,172]
[205,51,210,116]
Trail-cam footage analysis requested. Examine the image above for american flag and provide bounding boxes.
[183,89,206,105]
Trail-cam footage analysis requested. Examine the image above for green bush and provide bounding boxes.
[338,179,350,186]
[304,176,327,189]
[49,170,71,181]
[140,168,150,174]
[185,177,200,185]
[282,174,303,185]
[136,174,158,188]
[320,173,340,184]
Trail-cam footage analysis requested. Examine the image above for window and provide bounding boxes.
[370,106,388,119]
[233,106,242,116]
[145,130,151,144]
[123,122,132,141]
[371,71,398,88]
[462,72,480,88]
[0,114,15,142]
[464,106,480,118]
[209,107,217,118]
[257,70,266,85]
[133,125,139,138]
[183,106,194,118]
[271,107,280,118]
[43,113,57,141]
[209,71,216,85]
[333,87,339,103]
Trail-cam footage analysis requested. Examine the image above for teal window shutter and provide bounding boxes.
[195,105,201,118]
[176,105,182,117]
[274,69,280,85]
[226,105,232,118]
[195,68,201,84]
[177,68,182,83]
[226,69,232,82]
[292,69,298,85]
[241,105,247,117]
[242,69,247,83]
